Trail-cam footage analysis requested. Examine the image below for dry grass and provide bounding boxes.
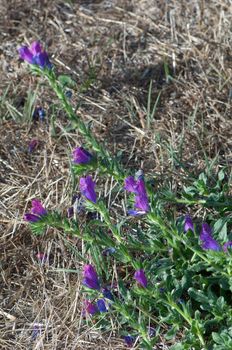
[0,0,232,349]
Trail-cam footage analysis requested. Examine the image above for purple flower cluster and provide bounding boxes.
[72,148,150,215]
[82,264,114,316]
[24,200,47,223]
[184,217,232,252]
[19,41,51,69]
[124,176,149,215]
[71,147,97,203]
[83,298,108,316]
[200,223,221,251]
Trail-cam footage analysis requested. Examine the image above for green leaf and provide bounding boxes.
[58,74,76,88]
[188,287,210,305]
[212,332,223,344]
[213,218,227,241]
[170,343,184,350]
[218,169,225,182]
[165,324,179,340]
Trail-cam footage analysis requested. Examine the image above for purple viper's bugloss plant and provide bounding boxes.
[82,264,100,290]
[124,335,135,347]
[102,288,114,301]
[24,200,47,222]
[31,323,43,341]
[134,269,148,288]
[200,223,221,251]
[73,147,92,164]
[18,41,51,69]
[79,176,97,203]
[24,213,41,223]
[33,107,46,121]
[97,299,107,312]
[184,215,194,233]
[124,176,137,193]
[201,236,221,251]
[200,222,212,239]
[102,247,116,256]
[31,199,47,216]
[83,300,98,315]
[125,176,149,215]
[67,206,74,218]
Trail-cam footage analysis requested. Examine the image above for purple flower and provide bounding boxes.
[33,107,46,121]
[97,299,107,312]
[134,269,148,288]
[83,264,100,290]
[24,213,41,223]
[201,237,221,251]
[102,288,114,301]
[73,147,92,164]
[79,176,97,203]
[102,247,116,256]
[28,139,39,153]
[65,90,72,98]
[200,223,212,239]
[134,179,149,212]
[38,108,46,120]
[125,176,137,193]
[199,223,221,251]
[24,200,47,222]
[31,200,47,216]
[83,300,98,315]
[125,176,149,215]
[19,41,51,69]
[67,207,74,218]
[184,215,194,233]
[223,241,232,252]
[124,335,135,347]
[31,323,43,340]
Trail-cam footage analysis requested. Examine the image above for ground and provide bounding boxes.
[0,0,232,349]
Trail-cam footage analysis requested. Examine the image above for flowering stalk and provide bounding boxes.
[31,66,124,181]
[85,200,137,266]
[162,193,232,210]
[147,213,231,277]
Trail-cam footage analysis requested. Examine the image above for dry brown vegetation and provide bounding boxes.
[0,0,232,349]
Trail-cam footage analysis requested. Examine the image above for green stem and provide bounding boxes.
[164,297,205,347]
[164,196,232,210]
[44,70,124,181]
